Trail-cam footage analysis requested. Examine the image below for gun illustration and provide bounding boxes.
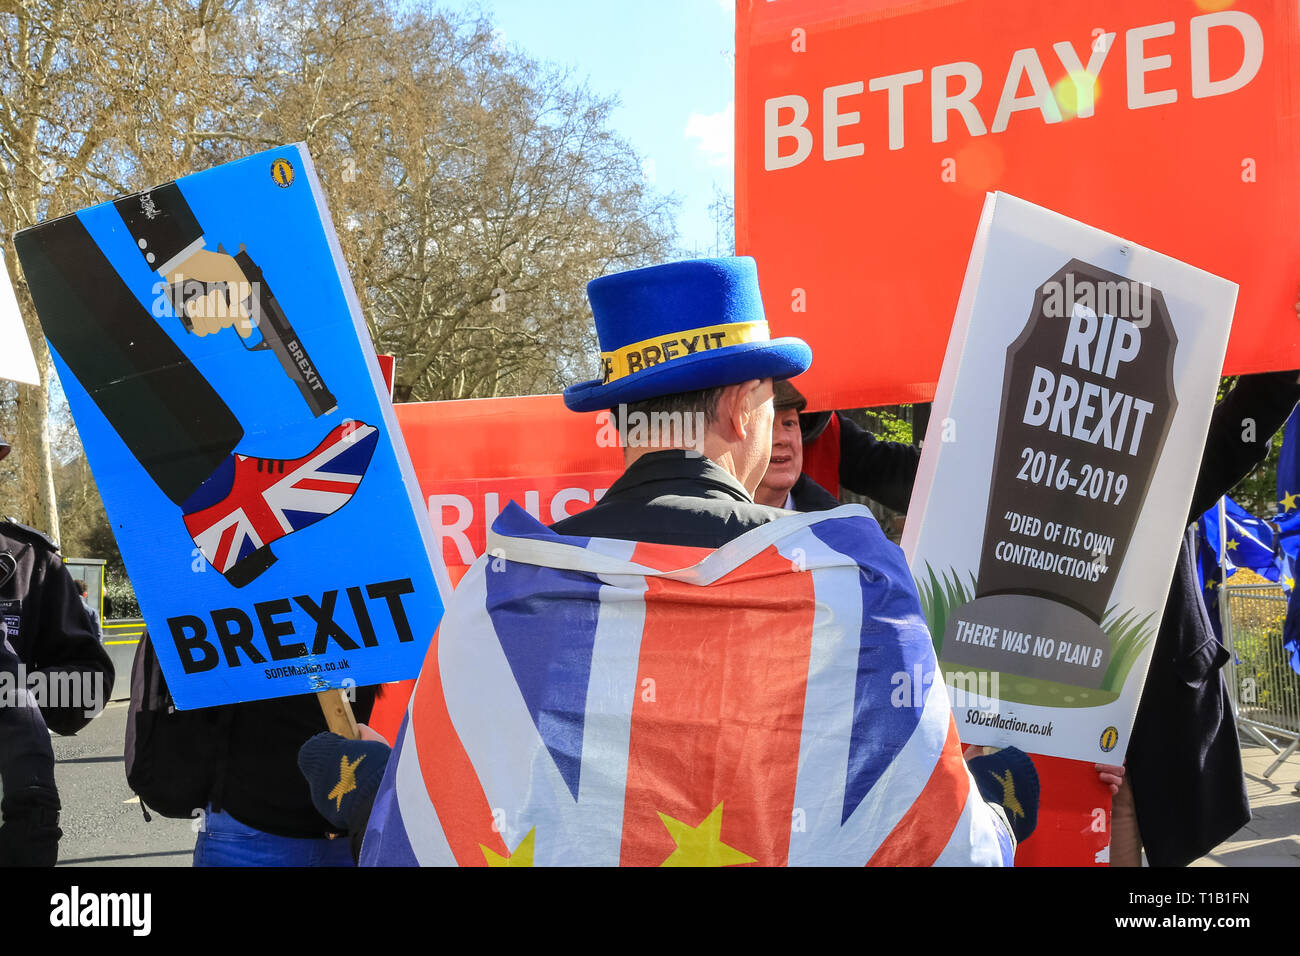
[174,244,338,418]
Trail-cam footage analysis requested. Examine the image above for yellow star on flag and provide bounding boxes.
[482,828,536,867]
[1287,577,1296,590]
[1206,579,1218,591]
[1282,491,1299,512]
[658,802,756,867]
[992,769,1024,821]
[1226,538,1239,551]
[328,754,365,811]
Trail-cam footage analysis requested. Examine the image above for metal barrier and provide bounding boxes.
[101,618,145,702]
[1221,584,1300,778]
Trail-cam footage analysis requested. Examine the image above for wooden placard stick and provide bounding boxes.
[317,688,360,739]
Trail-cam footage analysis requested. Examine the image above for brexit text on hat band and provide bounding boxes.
[600,320,770,383]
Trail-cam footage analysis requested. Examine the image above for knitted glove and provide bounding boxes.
[967,746,1040,845]
[297,733,390,833]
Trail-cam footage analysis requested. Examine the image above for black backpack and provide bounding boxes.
[124,631,232,820]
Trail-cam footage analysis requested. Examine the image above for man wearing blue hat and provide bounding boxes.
[302,257,818,857]
[552,257,1039,855]
[553,256,812,545]
[301,256,1039,866]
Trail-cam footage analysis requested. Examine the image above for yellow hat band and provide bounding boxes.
[600,320,771,384]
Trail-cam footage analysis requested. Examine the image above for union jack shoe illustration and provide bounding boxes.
[181,420,380,586]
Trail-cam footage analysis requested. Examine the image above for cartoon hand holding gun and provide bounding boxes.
[117,183,336,417]
[165,247,256,338]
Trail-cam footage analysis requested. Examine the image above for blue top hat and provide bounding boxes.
[563,256,812,412]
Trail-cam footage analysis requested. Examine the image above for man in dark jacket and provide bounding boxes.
[799,406,921,513]
[0,442,115,728]
[538,256,1037,857]
[0,432,113,865]
[312,257,1038,861]
[789,372,1298,865]
[1113,370,1300,866]
[0,632,59,866]
[0,516,113,737]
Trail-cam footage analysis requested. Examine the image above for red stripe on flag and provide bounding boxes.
[293,477,357,493]
[410,627,507,866]
[214,521,238,570]
[626,540,712,572]
[867,714,970,867]
[619,542,815,866]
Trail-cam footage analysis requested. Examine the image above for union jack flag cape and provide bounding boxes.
[361,503,1016,866]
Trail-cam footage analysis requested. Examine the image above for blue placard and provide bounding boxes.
[16,144,450,709]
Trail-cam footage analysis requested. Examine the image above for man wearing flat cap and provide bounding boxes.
[754,379,840,513]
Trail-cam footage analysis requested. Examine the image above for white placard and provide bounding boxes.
[903,192,1236,762]
[0,249,39,385]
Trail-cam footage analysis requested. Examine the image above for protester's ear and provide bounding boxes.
[713,382,746,442]
[718,380,765,441]
[740,379,774,441]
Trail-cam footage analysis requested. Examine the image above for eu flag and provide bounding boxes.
[1277,410,1300,591]
[1277,410,1300,673]
[1198,497,1278,582]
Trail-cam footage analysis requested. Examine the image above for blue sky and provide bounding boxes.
[438,0,736,254]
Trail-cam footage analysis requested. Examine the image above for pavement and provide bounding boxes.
[48,701,1300,867]
[1191,740,1300,867]
[52,700,194,867]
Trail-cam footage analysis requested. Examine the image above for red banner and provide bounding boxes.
[737,0,1300,410]
[395,395,621,584]
[371,396,620,741]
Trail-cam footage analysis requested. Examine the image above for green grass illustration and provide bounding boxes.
[915,563,1156,704]
[915,563,977,653]
[1097,607,1157,692]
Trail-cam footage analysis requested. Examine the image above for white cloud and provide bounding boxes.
[685,100,734,169]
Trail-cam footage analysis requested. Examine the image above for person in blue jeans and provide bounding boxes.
[187,690,379,867]
[194,807,355,867]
